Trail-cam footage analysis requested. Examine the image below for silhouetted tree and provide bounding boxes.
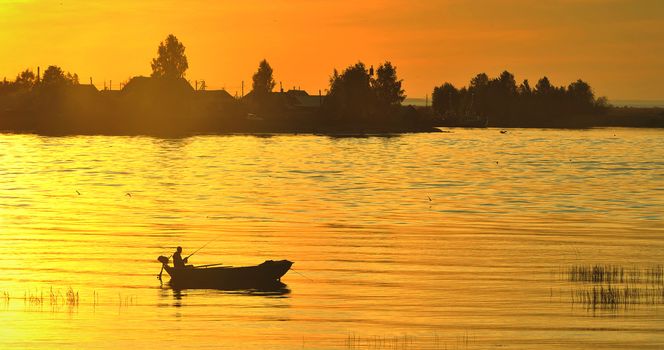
[41,65,78,87]
[518,79,532,96]
[372,61,405,111]
[324,62,373,122]
[432,71,608,127]
[486,70,517,125]
[470,73,489,90]
[497,71,517,94]
[468,73,490,116]
[14,69,36,89]
[567,79,595,112]
[431,82,459,117]
[535,76,553,96]
[594,96,609,112]
[251,59,276,95]
[151,34,188,79]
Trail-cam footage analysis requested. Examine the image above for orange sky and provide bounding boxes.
[1,0,662,100]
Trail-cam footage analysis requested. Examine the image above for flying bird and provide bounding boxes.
[76,190,81,195]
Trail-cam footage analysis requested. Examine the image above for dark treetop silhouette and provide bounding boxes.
[429,71,662,128]
[151,34,188,80]
[0,34,662,136]
[252,59,276,96]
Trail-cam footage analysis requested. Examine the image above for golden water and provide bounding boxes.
[1,128,663,349]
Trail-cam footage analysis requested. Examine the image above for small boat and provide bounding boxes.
[157,256,293,289]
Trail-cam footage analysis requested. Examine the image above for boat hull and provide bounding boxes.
[159,258,293,289]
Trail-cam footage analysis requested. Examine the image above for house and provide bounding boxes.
[242,89,324,110]
[195,89,235,113]
[285,89,324,109]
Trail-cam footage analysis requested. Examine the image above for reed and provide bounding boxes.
[19,287,80,308]
[23,289,44,306]
[65,287,79,307]
[571,284,664,309]
[566,264,663,284]
[564,264,664,310]
[117,293,137,308]
[344,332,471,350]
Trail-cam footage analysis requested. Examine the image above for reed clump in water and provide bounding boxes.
[345,332,472,350]
[48,286,79,307]
[564,264,664,310]
[65,287,79,307]
[24,290,44,306]
[566,264,663,284]
[571,284,664,309]
[118,293,137,308]
[21,287,80,308]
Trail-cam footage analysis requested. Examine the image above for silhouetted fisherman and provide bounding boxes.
[173,246,188,269]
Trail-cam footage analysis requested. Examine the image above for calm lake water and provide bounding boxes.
[1,128,663,349]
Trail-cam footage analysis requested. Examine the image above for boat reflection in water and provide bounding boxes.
[161,282,291,305]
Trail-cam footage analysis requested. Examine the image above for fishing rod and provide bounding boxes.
[185,235,224,260]
[291,268,314,282]
[157,235,222,280]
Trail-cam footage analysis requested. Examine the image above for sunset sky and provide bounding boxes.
[1,0,662,100]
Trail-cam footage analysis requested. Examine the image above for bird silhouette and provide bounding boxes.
[76,190,81,195]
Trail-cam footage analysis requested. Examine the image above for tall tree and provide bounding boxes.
[469,73,490,116]
[151,34,188,79]
[15,69,36,89]
[535,76,553,96]
[518,79,532,96]
[372,61,405,109]
[325,62,373,121]
[469,73,489,91]
[497,71,517,94]
[41,65,78,87]
[432,82,459,116]
[567,80,594,104]
[251,59,276,95]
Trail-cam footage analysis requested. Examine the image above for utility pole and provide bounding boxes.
[425,93,428,108]
[241,81,244,97]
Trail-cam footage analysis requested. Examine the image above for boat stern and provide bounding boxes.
[157,255,170,265]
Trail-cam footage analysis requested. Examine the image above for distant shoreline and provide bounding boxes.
[1,80,662,136]
[404,97,664,109]
[1,106,662,137]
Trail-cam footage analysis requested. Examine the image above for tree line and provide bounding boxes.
[432,71,609,127]
[1,33,624,133]
[1,65,79,93]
